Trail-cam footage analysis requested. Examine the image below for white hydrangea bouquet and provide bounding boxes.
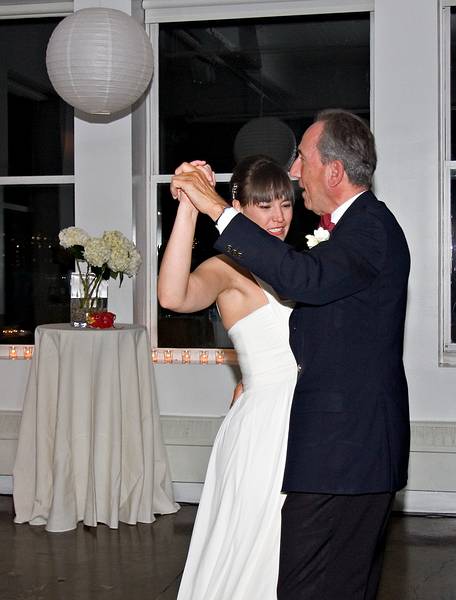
[59,226,142,317]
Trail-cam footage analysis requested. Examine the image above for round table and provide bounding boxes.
[13,324,179,532]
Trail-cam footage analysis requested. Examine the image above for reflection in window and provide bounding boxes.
[157,183,233,348]
[0,18,74,177]
[157,12,370,348]
[450,9,456,344]
[0,17,75,346]
[159,13,370,174]
[0,185,75,345]
[451,174,456,343]
[452,8,456,162]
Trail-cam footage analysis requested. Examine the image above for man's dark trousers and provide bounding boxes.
[277,492,395,599]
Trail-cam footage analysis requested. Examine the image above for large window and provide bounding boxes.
[152,9,371,349]
[442,4,456,361]
[0,18,74,346]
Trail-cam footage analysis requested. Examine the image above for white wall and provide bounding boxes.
[74,0,136,323]
[373,0,456,421]
[2,0,456,511]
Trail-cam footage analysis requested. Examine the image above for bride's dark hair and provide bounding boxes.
[229,155,294,207]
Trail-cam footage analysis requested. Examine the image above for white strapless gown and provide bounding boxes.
[177,281,297,600]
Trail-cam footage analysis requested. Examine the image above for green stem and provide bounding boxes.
[76,260,102,310]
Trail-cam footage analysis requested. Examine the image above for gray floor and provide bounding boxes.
[1,495,455,600]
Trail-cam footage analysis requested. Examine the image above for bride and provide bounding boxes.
[158,155,298,600]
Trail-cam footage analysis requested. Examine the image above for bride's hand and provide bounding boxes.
[230,381,244,408]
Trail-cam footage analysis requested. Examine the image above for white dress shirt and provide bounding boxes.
[329,191,365,225]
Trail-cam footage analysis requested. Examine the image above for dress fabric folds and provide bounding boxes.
[178,281,297,600]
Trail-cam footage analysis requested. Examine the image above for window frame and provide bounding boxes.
[145,0,374,353]
[441,1,456,364]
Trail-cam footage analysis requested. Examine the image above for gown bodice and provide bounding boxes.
[227,281,297,389]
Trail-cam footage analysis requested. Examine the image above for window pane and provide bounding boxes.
[451,173,456,343]
[157,12,370,348]
[159,13,370,173]
[0,18,74,176]
[0,185,75,345]
[452,8,456,160]
[157,178,317,348]
[157,182,233,348]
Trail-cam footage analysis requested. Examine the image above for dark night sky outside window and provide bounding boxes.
[450,8,456,343]
[0,18,75,345]
[158,12,371,348]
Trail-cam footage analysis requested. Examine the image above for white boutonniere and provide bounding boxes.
[305,226,330,249]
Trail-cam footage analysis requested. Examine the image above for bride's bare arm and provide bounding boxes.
[158,198,228,313]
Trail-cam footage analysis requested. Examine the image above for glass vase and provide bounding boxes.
[70,272,108,328]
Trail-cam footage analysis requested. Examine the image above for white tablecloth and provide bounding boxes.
[13,324,179,532]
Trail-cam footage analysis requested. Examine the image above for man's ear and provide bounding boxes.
[326,160,344,188]
[232,199,243,213]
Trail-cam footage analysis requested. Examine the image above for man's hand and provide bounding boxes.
[171,161,228,222]
[192,160,217,187]
[174,161,216,210]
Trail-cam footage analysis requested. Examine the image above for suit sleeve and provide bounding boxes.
[214,211,387,305]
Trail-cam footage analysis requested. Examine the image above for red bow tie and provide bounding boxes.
[319,213,335,232]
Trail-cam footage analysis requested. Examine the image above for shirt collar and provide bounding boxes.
[330,191,365,225]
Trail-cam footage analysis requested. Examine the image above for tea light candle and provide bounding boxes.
[215,350,225,365]
[23,346,33,360]
[199,350,209,365]
[182,350,191,364]
[151,349,159,363]
[164,349,173,364]
[9,346,17,360]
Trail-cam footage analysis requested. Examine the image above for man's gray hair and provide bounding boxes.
[315,109,377,188]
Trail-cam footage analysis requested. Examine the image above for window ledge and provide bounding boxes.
[152,348,237,365]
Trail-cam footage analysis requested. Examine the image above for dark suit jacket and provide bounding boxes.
[214,191,410,494]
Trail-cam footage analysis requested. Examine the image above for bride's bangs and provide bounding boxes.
[250,172,294,206]
[231,154,294,206]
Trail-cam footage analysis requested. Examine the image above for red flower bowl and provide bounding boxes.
[87,311,116,329]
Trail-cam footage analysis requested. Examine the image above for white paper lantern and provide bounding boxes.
[46,8,154,115]
[234,117,297,170]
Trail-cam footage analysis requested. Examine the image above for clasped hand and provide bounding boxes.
[171,161,229,221]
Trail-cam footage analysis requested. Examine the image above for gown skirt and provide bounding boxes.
[177,283,297,600]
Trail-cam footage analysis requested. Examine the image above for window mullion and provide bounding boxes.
[0,176,75,185]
